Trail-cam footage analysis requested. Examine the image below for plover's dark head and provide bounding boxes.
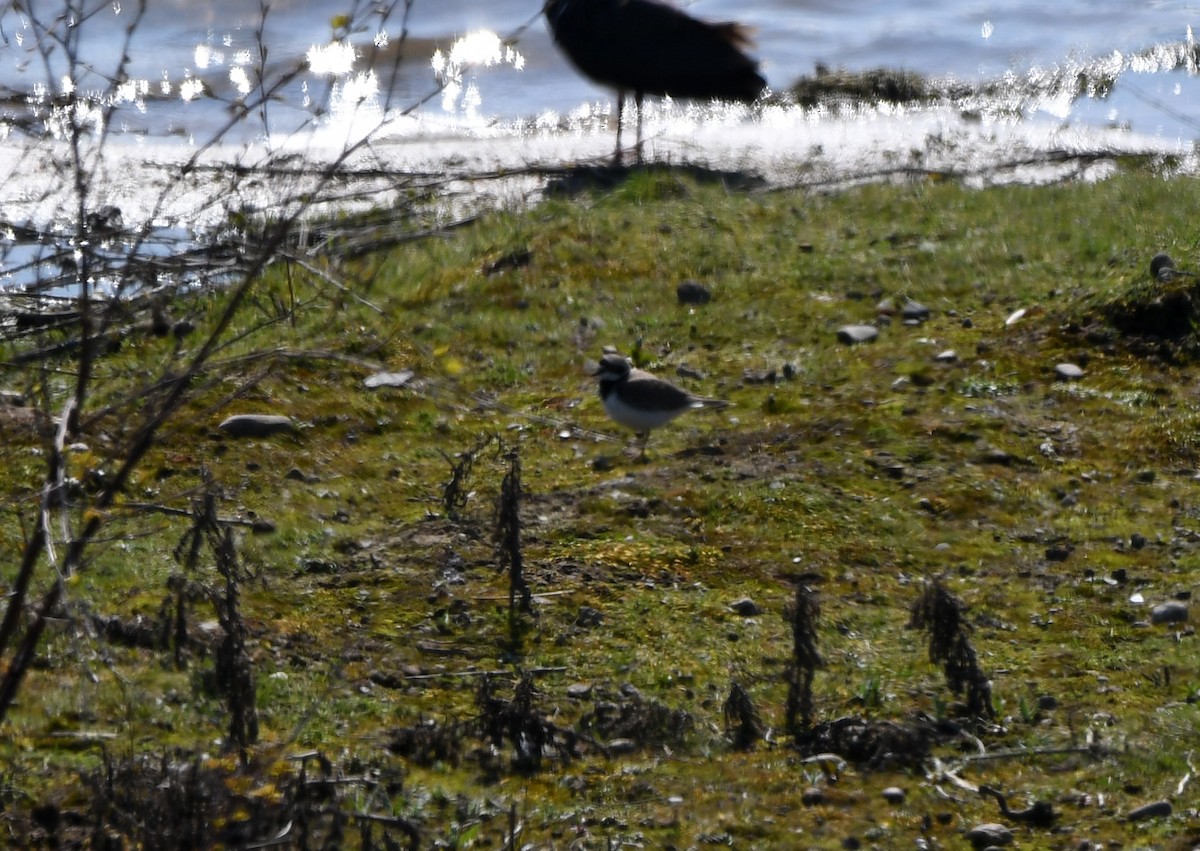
[592,354,632,382]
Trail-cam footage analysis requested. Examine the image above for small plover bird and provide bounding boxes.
[591,353,729,456]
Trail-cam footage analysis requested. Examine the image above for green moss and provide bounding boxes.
[4,168,1200,847]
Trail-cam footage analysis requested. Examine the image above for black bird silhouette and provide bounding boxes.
[544,0,766,164]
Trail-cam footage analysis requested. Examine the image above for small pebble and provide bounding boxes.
[881,786,905,804]
[934,349,958,363]
[676,279,712,305]
[729,597,763,616]
[566,682,593,699]
[801,787,826,806]
[1037,694,1059,711]
[606,738,637,754]
[901,300,931,322]
[575,606,604,627]
[837,324,879,345]
[966,823,1013,849]
[981,448,1013,466]
[1126,800,1172,822]
[1150,601,1188,625]
[1055,363,1085,381]
[218,414,297,438]
[1149,252,1175,281]
[363,370,415,389]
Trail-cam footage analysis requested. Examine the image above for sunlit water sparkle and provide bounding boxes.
[0,1,1199,294]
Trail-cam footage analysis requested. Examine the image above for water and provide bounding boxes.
[3,0,1199,140]
[1,0,1199,286]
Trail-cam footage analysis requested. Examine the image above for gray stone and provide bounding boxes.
[901,300,931,322]
[729,597,762,616]
[606,738,637,754]
[1150,252,1175,281]
[1055,363,1085,381]
[801,787,826,806]
[1126,800,1172,822]
[934,349,958,363]
[218,414,296,438]
[837,324,879,345]
[981,448,1013,466]
[677,279,712,305]
[881,786,905,804]
[566,682,593,699]
[576,606,604,627]
[1150,601,1188,625]
[966,823,1012,849]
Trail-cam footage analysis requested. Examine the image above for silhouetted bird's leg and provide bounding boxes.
[634,90,645,164]
[614,90,625,165]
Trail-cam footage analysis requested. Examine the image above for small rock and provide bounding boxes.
[364,370,415,389]
[965,823,1013,849]
[566,682,594,699]
[606,738,637,754]
[881,786,905,804]
[934,349,958,363]
[218,414,297,438]
[1045,545,1072,562]
[619,682,642,699]
[728,597,762,616]
[1149,252,1175,281]
[1130,533,1147,550]
[742,368,777,384]
[901,299,931,322]
[1150,601,1188,625]
[1055,363,1085,381]
[576,606,604,627]
[801,787,826,806]
[876,297,895,316]
[981,448,1013,466]
[1126,800,1172,822]
[837,324,879,345]
[1037,694,1059,711]
[676,279,712,305]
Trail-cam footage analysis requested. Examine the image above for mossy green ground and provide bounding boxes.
[3,169,1200,848]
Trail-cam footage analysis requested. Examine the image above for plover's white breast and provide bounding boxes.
[602,390,698,432]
